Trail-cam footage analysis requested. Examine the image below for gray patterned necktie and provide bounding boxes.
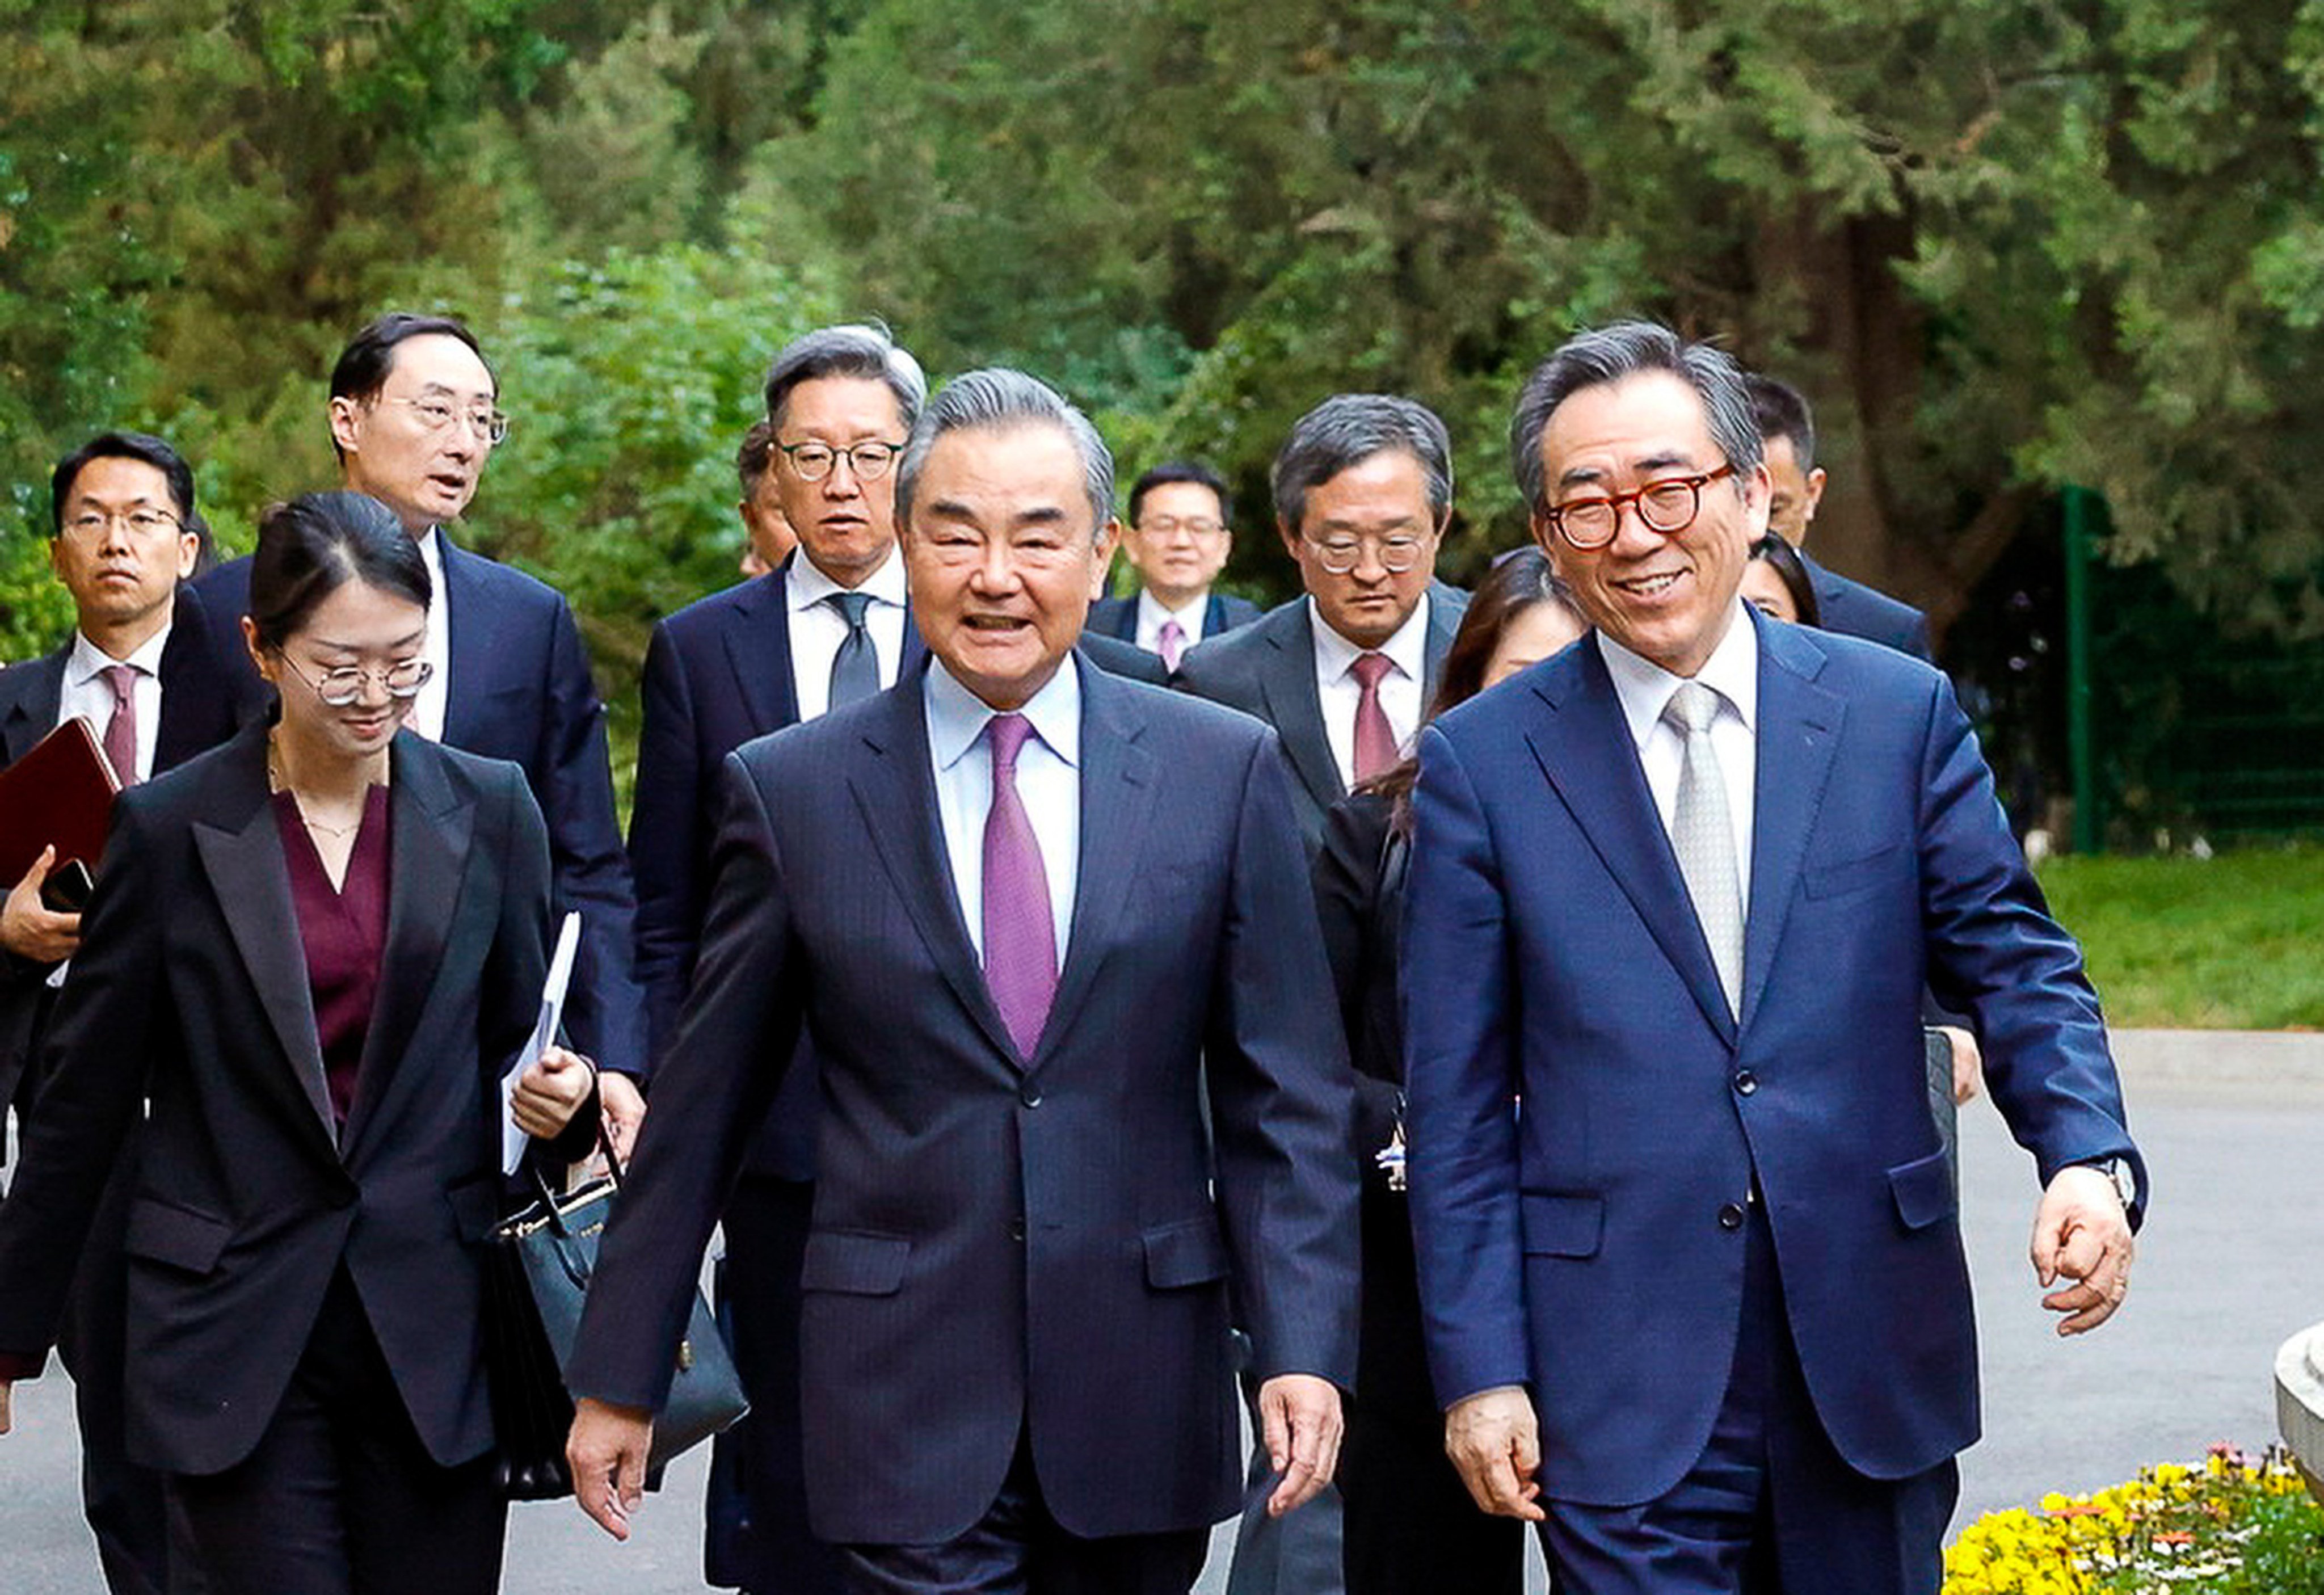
[1662,680,1744,1017]
[827,591,878,708]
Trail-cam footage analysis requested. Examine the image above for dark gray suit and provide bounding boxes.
[1174,584,1469,856]
[1802,551,1931,661]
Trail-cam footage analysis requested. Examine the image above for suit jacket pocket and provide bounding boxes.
[123,1196,231,1276]
[1520,1192,1604,1259]
[800,1230,910,1296]
[1143,1215,1230,1289]
[1887,1148,1957,1232]
[1801,842,1908,900]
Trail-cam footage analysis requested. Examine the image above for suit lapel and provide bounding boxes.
[437,536,496,748]
[1201,593,1227,640]
[340,737,473,1161]
[722,569,802,733]
[1258,604,1344,818]
[0,649,66,765]
[1034,662,1156,1063]
[1524,649,1736,1042]
[1738,617,1845,1027]
[190,730,339,1144]
[847,674,1021,1065]
[1420,582,1463,704]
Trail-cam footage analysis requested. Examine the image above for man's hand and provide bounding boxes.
[1444,1386,1546,1521]
[1938,1025,1984,1106]
[1,1379,13,1436]
[567,1396,654,1539]
[596,1070,646,1166]
[2031,1164,2134,1336]
[511,1045,596,1140]
[2,847,81,964]
[1256,1373,1344,1517]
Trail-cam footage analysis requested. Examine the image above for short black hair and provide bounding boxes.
[1274,395,1454,532]
[1748,533,1823,628]
[49,431,200,540]
[761,323,927,434]
[737,418,776,497]
[1745,373,1816,471]
[247,491,431,653]
[1127,461,1230,528]
[329,313,495,406]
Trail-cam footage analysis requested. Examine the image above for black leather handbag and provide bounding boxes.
[485,1135,750,1500]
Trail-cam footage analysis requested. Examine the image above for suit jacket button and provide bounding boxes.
[1718,1202,1746,1231]
[1733,1069,1758,1096]
[1007,1217,1026,1242]
[1018,1084,1042,1108]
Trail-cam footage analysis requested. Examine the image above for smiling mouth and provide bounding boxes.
[963,615,1029,633]
[1615,571,1685,598]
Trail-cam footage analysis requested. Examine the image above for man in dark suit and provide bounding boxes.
[1744,373,1932,660]
[1176,397,1468,859]
[1088,461,1260,668]
[630,323,927,1595]
[567,368,1359,1594]
[1404,322,2143,1592]
[187,313,647,1134]
[0,431,234,1595]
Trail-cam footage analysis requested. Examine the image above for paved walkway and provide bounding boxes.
[3,1030,2318,1592]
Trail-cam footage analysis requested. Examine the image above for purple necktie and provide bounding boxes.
[1157,617,1188,674]
[1349,652,1397,784]
[982,713,1056,1058]
[100,663,141,786]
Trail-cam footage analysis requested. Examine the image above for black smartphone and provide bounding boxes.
[39,858,94,914]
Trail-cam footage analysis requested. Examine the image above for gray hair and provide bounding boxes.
[893,368,1115,541]
[1271,394,1454,533]
[763,322,928,433]
[1507,321,1762,512]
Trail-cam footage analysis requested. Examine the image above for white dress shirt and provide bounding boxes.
[60,624,171,784]
[788,546,910,722]
[410,527,451,742]
[1134,588,1210,655]
[1596,601,1759,908]
[1311,594,1432,789]
[924,658,1081,968]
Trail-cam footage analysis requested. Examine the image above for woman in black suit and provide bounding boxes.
[0,492,598,1594]
[1325,546,1588,1595]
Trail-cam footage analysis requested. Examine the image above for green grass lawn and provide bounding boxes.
[2034,844,2324,1030]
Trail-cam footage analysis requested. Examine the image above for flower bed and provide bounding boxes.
[1944,1446,2324,1593]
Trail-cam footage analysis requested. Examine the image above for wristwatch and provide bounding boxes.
[2081,1156,2138,1211]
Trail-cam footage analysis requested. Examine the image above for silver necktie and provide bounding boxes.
[1663,680,1744,1017]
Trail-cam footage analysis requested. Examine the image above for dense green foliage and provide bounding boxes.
[6,0,2324,750]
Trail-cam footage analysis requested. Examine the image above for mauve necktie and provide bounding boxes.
[1664,680,1744,1016]
[827,591,879,708]
[981,713,1056,1057]
[1157,617,1188,674]
[1349,652,1397,784]
[100,663,141,786]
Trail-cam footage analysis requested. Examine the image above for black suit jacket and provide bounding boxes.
[630,564,927,1179]
[0,590,238,1151]
[191,539,646,1076]
[1087,590,1262,648]
[0,723,588,1475]
[1174,584,1469,855]
[568,659,1360,1545]
[1801,551,1932,661]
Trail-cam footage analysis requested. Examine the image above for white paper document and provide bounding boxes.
[502,911,582,1175]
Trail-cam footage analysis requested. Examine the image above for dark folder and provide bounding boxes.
[0,716,121,886]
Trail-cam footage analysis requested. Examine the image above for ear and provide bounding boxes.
[240,615,272,682]
[327,394,365,457]
[1740,463,1774,538]
[1801,465,1828,527]
[172,530,199,582]
[1091,516,1122,600]
[47,537,67,584]
[1528,506,1559,561]
[1278,515,1302,561]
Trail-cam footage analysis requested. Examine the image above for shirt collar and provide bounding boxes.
[924,653,1084,775]
[1595,597,1760,750]
[67,618,173,687]
[1136,587,1207,634]
[1310,591,1432,684]
[788,542,906,612]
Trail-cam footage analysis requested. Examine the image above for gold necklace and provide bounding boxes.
[267,735,371,840]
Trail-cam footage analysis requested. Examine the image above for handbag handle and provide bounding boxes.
[525,1087,624,1235]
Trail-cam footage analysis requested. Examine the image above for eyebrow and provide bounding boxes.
[412,382,498,405]
[1555,449,1698,492]
[308,629,428,655]
[1313,514,1425,535]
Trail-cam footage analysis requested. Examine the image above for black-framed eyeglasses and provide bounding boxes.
[1304,529,1432,575]
[778,440,906,482]
[63,507,182,539]
[281,655,435,707]
[386,395,511,447]
[1544,464,1737,550]
[1136,515,1227,540]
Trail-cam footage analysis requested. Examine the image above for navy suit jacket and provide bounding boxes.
[630,564,926,1179]
[0,723,588,1475]
[1175,583,1469,855]
[1088,590,1261,649]
[1801,550,1931,661]
[1402,609,2142,1508]
[191,540,646,1076]
[568,658,1360,1545]
[0,588,238,1148]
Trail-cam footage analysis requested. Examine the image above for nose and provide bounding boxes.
[1349,541,1391,582]
[823,453,865,496]
[970,540,1020,594]
[96,515,134,555]
[1606,498,1666,557]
